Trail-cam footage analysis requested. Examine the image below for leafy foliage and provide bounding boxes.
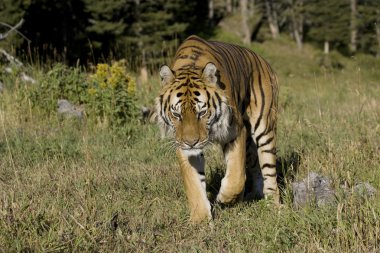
[305,0,350,50]
[87,61,137,125]
[23,61,137,125]
[26,63,88,114]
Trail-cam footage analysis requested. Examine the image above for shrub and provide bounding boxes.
[25,61,137,125]
[87,61,137,126]
[27,63,88,113]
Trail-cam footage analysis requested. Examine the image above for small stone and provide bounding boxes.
[292,172,335,208]
[57,99,83,120]
[353,182,377,198]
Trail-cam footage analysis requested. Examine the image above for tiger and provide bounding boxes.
[155,35,280,223]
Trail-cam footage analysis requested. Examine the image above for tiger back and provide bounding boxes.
[156,35,279,222]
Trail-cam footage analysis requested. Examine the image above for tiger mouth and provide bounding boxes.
[181,140,209,151]
[181,148,204,156]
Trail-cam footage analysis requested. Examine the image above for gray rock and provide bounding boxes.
[57,99,83,120]
[292,172,377,208]
[353,182,377,198]
[292,172,335,208]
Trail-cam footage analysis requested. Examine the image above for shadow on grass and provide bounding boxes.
[206,151,301,204]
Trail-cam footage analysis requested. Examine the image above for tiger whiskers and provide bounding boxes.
[157,139,178,156]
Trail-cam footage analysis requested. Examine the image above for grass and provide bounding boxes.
[0,33,379,252]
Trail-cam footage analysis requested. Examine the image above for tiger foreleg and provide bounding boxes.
[217,127,247,204]
[176,149,212,223]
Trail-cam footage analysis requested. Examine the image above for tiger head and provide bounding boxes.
[156,63,233,156]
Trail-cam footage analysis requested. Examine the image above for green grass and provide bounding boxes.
[0,34,379,252]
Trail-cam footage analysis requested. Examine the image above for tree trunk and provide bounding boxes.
[226,0,232,13]
[349,0,357,54]
[240,0,251,45]
[290,0,303,50]
[376,10,380,58]
[294,29,303,50]
[208,0,214,20]
[265,0,279,39]
[324,41,329,55]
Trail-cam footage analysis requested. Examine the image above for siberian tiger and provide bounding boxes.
[156,35,280,222]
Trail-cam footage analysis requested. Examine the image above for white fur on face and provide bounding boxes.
[209,101,235,144]
[156,86,234,148]
[183,148,203,157]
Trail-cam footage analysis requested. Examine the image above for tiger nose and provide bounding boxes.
[184,138,199,148]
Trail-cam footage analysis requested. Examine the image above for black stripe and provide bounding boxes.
[262,163,276,169]
[253,64,265,132]
[262,148,277,154]
[263,173,277,177]
[177,45,204,52]
[163,100,168,114]
[215,92,222,105]
[211,97,217,109]
[255,131,266,144]
[249,55,259,107]
[258,136,274,148]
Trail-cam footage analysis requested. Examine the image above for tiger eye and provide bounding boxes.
[194,91,201,96]
[176,92,183,97]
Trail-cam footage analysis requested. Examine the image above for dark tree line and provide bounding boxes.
[0,0,379,70]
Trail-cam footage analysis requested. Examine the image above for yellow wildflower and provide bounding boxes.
[88,87,97,96]
[95,63,109,83]
[99,82,107,89]
[127,75,136,95]
[109,63,125,88]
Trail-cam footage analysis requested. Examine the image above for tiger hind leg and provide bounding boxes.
[254,128,280,204]
[244,135,264,200]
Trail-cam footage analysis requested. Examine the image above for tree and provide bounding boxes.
[264,0,279,39]
[84,0,134,61]
[306,0,350,54]
[19,0,89,64]
[125,0,188,73]
[350,0,358,54]
[357,0,380,56]
[240,0,251,44]
[0,0,29,49]
[284,0,304,50]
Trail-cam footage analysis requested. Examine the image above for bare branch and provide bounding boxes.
[0,48,23,67]
[0,19,30,42]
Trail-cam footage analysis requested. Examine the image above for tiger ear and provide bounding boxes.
[202,62,218,86]
[160,65,175,86]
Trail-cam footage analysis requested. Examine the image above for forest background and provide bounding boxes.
[1,0,380,71]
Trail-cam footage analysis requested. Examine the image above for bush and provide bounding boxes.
[87,61,137,126]
[27,63,88,113]
[24,61,137,125]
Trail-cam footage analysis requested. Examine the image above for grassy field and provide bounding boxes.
[1,34,379,252]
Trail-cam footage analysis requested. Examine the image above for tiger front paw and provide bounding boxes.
[216,190,243,204]
[190,209,212,223]
[216,179,244,204]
